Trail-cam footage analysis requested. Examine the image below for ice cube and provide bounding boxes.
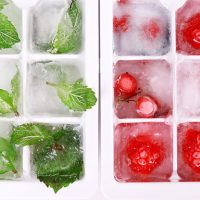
[178,122,200,180]
[0,121,22,179]
[113,1,170,55]
[26,60,83,116]
[176,0,200,55]
[114,123,173,182]
[114,60,172,119]
[177,61,200,118]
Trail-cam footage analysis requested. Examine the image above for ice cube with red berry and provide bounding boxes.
[113,0,170,55]
[114,60,172,119]
[177,0,200,55]
[178,123,200,181]
[114,123,173,182]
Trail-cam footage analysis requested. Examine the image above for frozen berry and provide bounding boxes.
[182,129,200,173]
[183,13,200,49]
[136,96,158,118]
[114,72,137,99]
[143,20,160,40]
[117,0,128,4]
[126,135,164,175]
[113,15,129,32]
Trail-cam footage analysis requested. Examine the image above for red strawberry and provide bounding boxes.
[113,15,129,32]
[126,135,164,174]
[183,13,200,49]
[182,129,200,173]
[136,96,158,118]
[143,20,160,40]
[114,72,137,99]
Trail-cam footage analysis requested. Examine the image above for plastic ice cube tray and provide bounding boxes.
[101,0,200,199]
[0,0,99,199]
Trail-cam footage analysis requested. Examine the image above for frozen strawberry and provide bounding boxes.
[114,72,137,99]
[136,96,158,118]
[182,13,200,49]
[182,129,200,173]
[143,20,161,40]
[113,15,129,32]
[126,135,164,175]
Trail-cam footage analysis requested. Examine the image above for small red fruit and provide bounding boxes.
[136,96,158,118]
[117,0,128,4]
[183,13,200,49]
[113,15,129,32]
[143,20,160,40]
[126,135,164,175]
[183,129,200,173]
[114,72,137,99]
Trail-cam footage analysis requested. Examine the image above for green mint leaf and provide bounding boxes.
[0,89,15,115]
[0,137,17,174]
[0,13,20,49]
[33,126,84,193]
[0,0,8,10]
[50,0,82,54]
[47,80,97,112]
[11,68,20,113]
[10,124,53,146]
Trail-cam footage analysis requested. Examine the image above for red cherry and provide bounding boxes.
[126,135,164,175]
[183,129,200,173]
[113,15,129,32]
[143,20,160,40]
[183,13,200,49]
[136,96,158,118]
[117,0,128,4]
[114,72,137,99]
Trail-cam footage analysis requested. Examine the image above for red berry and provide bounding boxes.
[183,129,200,173]
[117,0,128,4]
[143,20,160,40]
[183,13,200,49]
[126,135,164,174]
[114,72,137,99]
[113,15,129,32]
[136,96,158,118]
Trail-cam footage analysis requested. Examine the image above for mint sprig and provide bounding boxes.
[0,0,8,11]
[46,79,97,112]
[50,0,82,54]
[0,137,18,174]
[0,69,20,116]
[11,124,84,193]
[0,13,20,49]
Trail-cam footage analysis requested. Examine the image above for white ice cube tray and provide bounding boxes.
[100,0,200,199]
[0,0,99,199]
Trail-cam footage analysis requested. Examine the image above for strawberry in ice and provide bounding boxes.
[177,0,200,55]
[114,123,172,182]
[114,60,172,119]
[113,0,170,55]
[178,123,200,180]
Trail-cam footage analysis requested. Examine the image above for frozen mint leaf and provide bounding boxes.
[0,13,20,49]
[11,68,20,113]
[0,0,8,10]
[50,0,82,54]
[33,126,84,193]
[0,89,15,115]
[11,124,53,146]
[0,137,17,174]
[46,80,97,112]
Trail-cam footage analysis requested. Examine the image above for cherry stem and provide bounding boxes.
[46,81,57,87]
[119,88,142,103]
